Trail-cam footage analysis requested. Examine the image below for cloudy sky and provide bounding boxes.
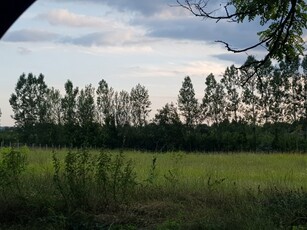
[0,0,262,126]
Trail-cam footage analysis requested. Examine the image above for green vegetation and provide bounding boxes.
[2,147,307,229]
[3,55,307,152]
[178,0,307,71]
[2,2,307,228]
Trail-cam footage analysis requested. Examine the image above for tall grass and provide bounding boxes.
[1,148,307,229]
[127,151,307,190]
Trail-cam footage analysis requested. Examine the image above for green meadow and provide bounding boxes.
[2,147,307,229]
[26,149,307,190]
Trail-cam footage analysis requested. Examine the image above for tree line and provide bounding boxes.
[2,55,307,152]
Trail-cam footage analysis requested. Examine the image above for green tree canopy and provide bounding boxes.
[61,80,79,127]
[178,0,307,69]
[114,90,131,127]
[220,65,241,122]
[77,84,96,128]
[130,83,151,127]
[202,73,226,124]
[178,76,200,126]
[154,102,181,126]
[46,87,62,125]
[9,73,49,128]
[96,79,115,126]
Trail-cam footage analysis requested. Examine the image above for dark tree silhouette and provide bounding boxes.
[177,0,307,80]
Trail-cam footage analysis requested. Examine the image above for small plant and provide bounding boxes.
[146,155,158,185]
[96,151,137,205]
[207,176,226,192]
[163,153,183,186]
[0,147,28,195]
[164,169,179,186]
[96,151,112,204]
[53,149,137,213]
[53,148,95,211]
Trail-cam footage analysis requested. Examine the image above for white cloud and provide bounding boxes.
[78,45,153,55]
[37,9,112,28]
[124,60,227,79]
[59,27,147,47]
[35,8,148,47]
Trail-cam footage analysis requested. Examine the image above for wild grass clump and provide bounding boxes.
[0,147,138,228]
[0,147,28,194]
[260,187,307,228]
[0,147,29,224]
[53,149,137,213]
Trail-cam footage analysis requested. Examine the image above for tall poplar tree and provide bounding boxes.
[77,84,96,128]
[61,80,79,145]
[96,79,115,126]
[268,69,288,123]
[46,87,63,125]
[178,76,200,126]
[241,56,261,125]
[61,80,79,127]
[77,84,97,146]
[202,73,226,125]
[256,60,274,124]
[220,65,241,122]
[130,83,151,127]
[114,90,131,127]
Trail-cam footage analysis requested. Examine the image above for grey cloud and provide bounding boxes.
[213,53,249,65]
[60,32,111,46]
[101,0,173,15]
[55,0,175,15]
[61,0,223,16]
[137,16,261,49]
[17,47,32,55]
[2,29,59,42]
[10,0,264,59]
[49,0,262,51]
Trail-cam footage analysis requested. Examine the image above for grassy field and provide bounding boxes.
[1,148,307,229]
[25,149,307,187]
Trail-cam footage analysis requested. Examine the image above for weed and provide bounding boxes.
[3,149,307,229]
[53,148,96,211]
[0,147,28,196]
[146,155,158,185]
[95,151,138,206]
[53,149,137,213]
[207,176,226,192]
[163,153,184,187]
[96,151,112,204]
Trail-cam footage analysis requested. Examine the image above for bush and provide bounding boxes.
[53,149,137,213]
[0,147,28,196]
[96,151,137,206]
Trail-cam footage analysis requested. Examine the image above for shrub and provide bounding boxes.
[0,147,28,196]
[53,149,137,213]
[96,151,137,206]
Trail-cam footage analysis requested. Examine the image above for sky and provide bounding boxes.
[0,0,263,126]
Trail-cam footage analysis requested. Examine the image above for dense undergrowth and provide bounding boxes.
[1,147,307,229]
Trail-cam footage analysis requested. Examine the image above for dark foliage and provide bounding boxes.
[3,55,307,152]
